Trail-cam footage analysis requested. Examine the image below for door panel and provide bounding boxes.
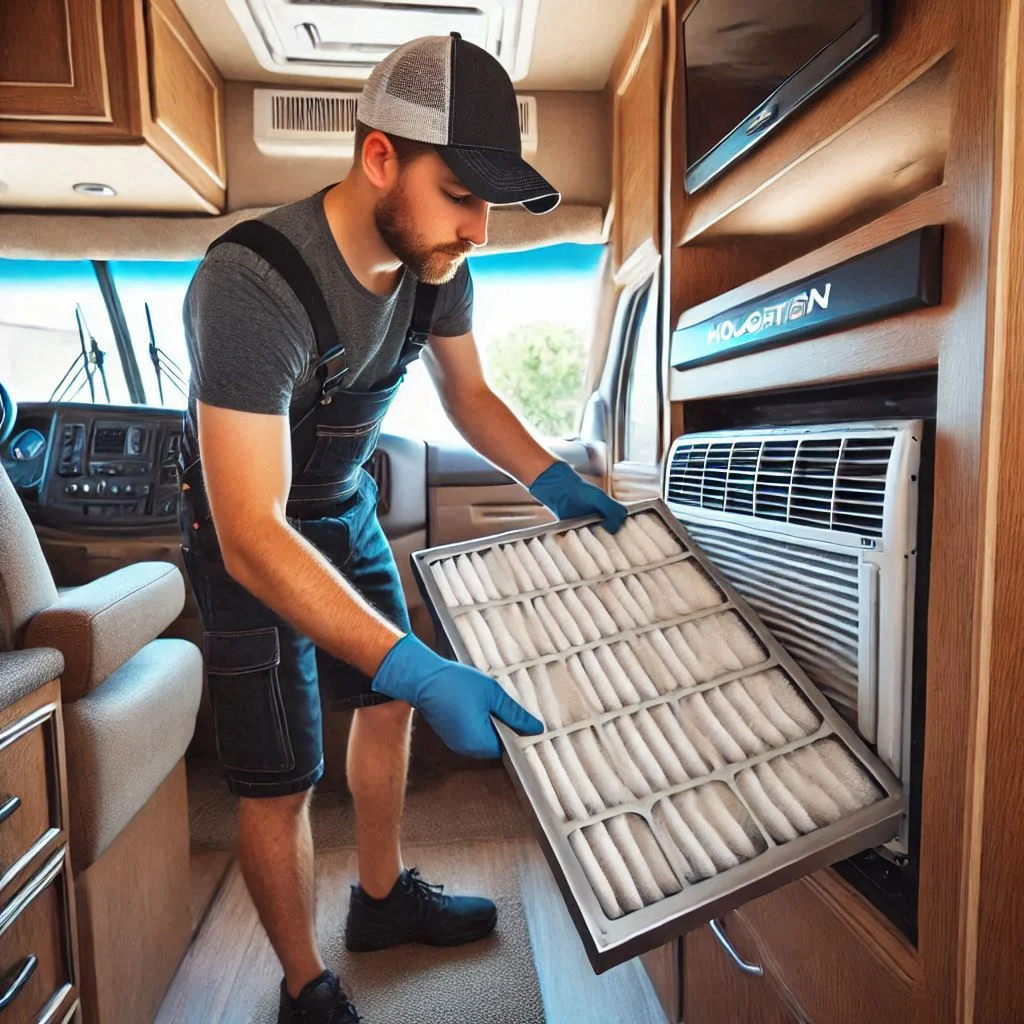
[430,482,554,547]
[611,460,661,502]
[425,439,608,548]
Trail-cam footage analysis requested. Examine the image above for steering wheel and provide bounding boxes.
[0,382,15,448]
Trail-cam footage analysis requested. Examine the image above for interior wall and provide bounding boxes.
[224,83,612,212]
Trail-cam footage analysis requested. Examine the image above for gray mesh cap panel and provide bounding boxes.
[357,36,452,145]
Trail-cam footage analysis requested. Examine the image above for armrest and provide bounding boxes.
[24,562,185,703]
[0,648,65,711]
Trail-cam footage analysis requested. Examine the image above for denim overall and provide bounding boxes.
[178,220,438,797]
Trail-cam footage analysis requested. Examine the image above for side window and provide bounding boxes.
[621,275,660,464]
[382,244,605,442]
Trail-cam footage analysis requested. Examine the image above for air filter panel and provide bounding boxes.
[412,499,903,972]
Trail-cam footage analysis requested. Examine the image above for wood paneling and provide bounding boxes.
[0,849,78,1024]
[611,1,664,280]
[0,703,63,898]
[143,0,225,191]
[684,916,800,1024]
[188,851,232,939]
[0,0,224,211]
[964,2,1024,1020]
[0,0,109,122]
[686,873,916,1024]
[641,940,680,1023]
[666,0,1021,1017]
[74,760,190,1024]
[673,0,957,246]
[0,682,78,1024]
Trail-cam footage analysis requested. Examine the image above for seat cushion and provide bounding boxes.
[26,562,185,702]
[0,647,64,708]
[62,637,203,873]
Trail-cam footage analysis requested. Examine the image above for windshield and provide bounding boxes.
[0,259,132,405]
[109,260,201,410]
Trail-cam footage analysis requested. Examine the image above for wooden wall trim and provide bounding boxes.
[609,0,664,275]
[960,1,1024,1019]
[138,0,225,210]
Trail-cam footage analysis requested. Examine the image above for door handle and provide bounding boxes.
[0,795,20,826]
[0,955,37,1009]
[710,918,764,977]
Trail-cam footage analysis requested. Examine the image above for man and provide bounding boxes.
[179,32,627,1024]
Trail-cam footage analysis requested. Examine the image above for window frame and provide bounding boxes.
[611,272,662,466]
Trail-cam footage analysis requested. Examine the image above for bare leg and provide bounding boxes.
[346,700,414,898]
[237,791,323,999]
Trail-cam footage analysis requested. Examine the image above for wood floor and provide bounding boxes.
[161,838,670,1024]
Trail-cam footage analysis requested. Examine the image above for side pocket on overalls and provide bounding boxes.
[204,627,296,774]
[302,421,382,477]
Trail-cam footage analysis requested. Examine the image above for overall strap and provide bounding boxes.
[207,220,348,401]
[411,282,440,339]
[397,282,440,370]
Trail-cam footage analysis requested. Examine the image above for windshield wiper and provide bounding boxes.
[50,305,111,404]
[145,301,188,404]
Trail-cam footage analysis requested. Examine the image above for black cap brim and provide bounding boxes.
[435,145,561,214]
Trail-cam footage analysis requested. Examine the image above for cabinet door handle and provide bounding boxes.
[0,795,21,826]
[710,918,764,977]
[0,955,37,1009]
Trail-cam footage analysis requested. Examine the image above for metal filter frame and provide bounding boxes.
[411,498,904,973]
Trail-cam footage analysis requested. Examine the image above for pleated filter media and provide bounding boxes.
[413,500,903,970]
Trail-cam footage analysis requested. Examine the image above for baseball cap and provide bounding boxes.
[357,33,561,215]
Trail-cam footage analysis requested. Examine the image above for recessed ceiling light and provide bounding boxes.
[73,182,117,197]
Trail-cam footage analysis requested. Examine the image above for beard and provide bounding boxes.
[374,178,471,284]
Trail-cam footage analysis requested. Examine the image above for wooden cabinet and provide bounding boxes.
[0,0,225,213]
[0,1,110,122]
[681,872,916,1024]
[684,915,799,1024]
[0,680,79,1024]
[609,0,664,282]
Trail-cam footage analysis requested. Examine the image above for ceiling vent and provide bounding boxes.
[254,89,538,157]
[227,0,540,82]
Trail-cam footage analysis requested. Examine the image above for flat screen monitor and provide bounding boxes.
[683,0,888,194]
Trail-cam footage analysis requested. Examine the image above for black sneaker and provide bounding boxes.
[345,868,497,952]
[277,969,362,1023]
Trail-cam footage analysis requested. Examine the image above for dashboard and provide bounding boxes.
[3,402,184,530]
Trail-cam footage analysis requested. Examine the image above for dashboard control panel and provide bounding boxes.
[6,403,185,530]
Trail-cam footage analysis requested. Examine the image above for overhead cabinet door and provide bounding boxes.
[412,500,903,973]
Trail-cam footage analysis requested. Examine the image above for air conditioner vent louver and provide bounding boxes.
[665,421,921,795]
[271,92,358,134]
[668,434,895,538]
[254,89,537,157]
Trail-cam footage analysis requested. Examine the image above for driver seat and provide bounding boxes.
[0,463,203,1024]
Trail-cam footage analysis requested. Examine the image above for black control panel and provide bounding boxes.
[15,403,185,529]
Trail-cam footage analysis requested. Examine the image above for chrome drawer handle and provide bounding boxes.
[0,796,21,826]
[710,918,764,977]
[0,955,37,1009]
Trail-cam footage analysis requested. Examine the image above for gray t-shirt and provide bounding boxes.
[183,190,474,421]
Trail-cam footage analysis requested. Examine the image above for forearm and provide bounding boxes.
[445,386,555,486]
[221,518,403,676]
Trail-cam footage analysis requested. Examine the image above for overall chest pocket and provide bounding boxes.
[302,421,382,478]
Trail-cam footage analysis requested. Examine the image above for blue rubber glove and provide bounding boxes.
[371,634,544,758]
[528,460,628,533]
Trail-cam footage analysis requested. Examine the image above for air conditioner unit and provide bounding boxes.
[254,90,538,158]
[227,0,540,82]
[663,421,921,793]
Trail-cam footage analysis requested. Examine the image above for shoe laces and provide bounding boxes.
[405,867,448,921]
